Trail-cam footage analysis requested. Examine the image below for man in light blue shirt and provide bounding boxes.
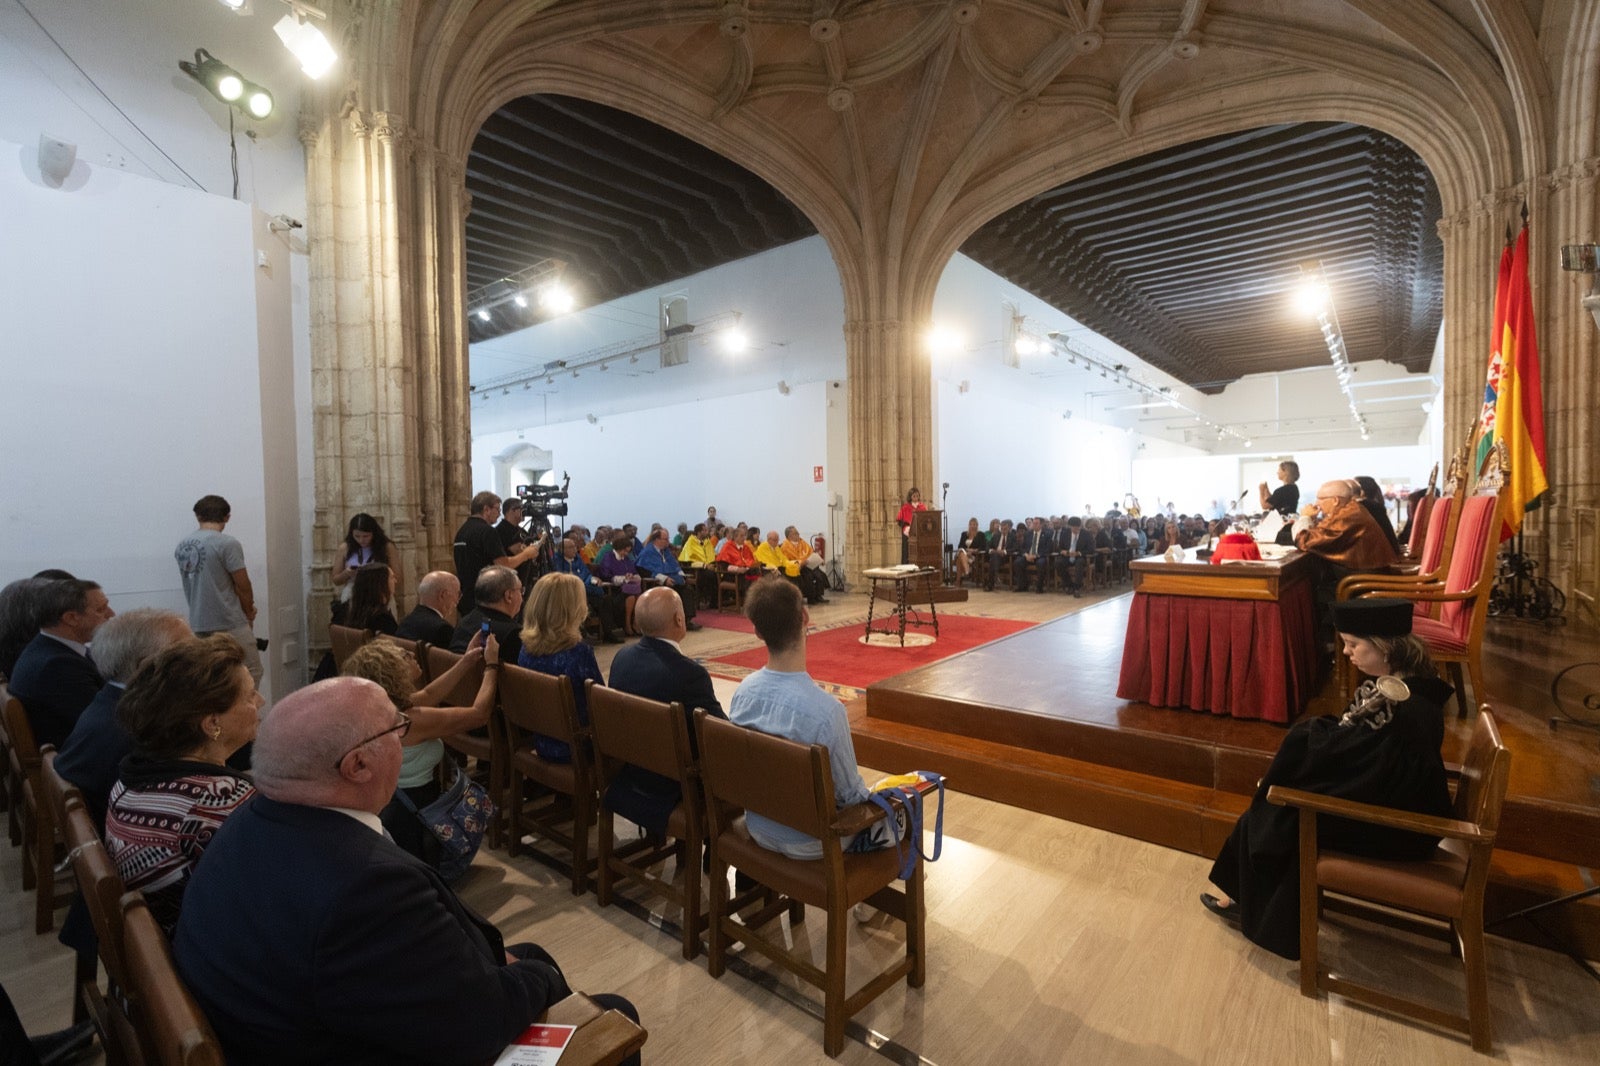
[728,577,875,859]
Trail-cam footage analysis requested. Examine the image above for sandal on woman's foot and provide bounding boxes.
[1200,893,1239,924]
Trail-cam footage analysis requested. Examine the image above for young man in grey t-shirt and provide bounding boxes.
[175,494,262,686]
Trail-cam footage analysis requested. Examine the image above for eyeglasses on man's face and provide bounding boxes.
[333,710,411,770]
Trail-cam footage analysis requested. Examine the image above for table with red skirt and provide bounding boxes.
[1115,550,1321,723]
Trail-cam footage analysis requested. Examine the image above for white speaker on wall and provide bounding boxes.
[38,135,77,187]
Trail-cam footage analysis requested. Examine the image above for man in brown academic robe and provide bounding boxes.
[1294,480,1398,571]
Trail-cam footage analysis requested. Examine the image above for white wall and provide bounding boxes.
[1,0,313,697]
[473,381,834,554]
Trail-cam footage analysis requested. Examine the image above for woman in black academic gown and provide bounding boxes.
[1200,598,1453,959]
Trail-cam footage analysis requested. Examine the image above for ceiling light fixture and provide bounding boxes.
[924,324,965,357]
[1299,261,1367,438]
[475,308,490,322]
[273,2,338,79]
[179,49,274,118]
[216,0,250,13]
[721,327,750,354]
[539,282,576,315]
[512,294,527,308]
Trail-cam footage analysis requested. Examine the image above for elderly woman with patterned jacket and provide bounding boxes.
[105,635,262,934]
[1202,598,1453,959]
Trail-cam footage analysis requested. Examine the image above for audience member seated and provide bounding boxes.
[173,676,640,1066]
[104,635,261,935]
[551,536,623,643]
[987,520,1014,590]
[953,518,985,588]
[54,608,192,830]
[729,578,893,859]
[780,526,829,604]
[8,577,113,748]
[395,570,459,646]
[342,633,499,870]
[1354,475,1402,557]
[1395,487,1428,547]
[332,513,398,606]
[604,587,728,839]
[516,573,603,762]
[672,522,690,548]
[343,562,399,634]
[1012,517,1053,594]
[1053,517,1087,597]
[716,526,759,589]
[0,572,72,681]
[678,522,716,567]
[1203,599,1452,959]
[635,527,702,630]
[450,565,524,664]
[596,535,643,637]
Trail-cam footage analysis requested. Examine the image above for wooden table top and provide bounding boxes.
[1129,550,1312,602]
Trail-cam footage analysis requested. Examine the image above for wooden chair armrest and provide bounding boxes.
[1364,585,1479,604]
[1266,785,1491,842]
[1337,574,1439,597]
[539,992,648,1066]
[830,798,893,836]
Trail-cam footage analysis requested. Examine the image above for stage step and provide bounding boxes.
[851,712,1247,856]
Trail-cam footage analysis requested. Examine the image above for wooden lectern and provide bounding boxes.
[908,509,943,569]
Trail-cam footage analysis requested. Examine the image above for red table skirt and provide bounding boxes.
[1115,580,1320,723]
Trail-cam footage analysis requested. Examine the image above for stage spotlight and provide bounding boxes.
[538,282,575,314]
[215,0,249,11]
[721,328,750,354]
[179,49,274,118]
[274,7,339,80]
[1295,278,1329,315]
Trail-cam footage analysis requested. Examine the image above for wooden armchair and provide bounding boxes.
[40,751,98,1027]
[327,623,372,671]
[424,645,508,849]
[4,694,72,932]
[119,892,225,1066]
[374,634,422,672]
[713,561,748,611]
[0,683,15,845]
[1267,708,1510,1053]
[587,683,706,959]
[62,800,147,1066]
[695,711,926,1057]
[497,663,597,894]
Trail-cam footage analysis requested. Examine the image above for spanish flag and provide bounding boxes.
[1493,223,1550,540]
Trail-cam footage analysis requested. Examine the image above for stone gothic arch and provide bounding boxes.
[299,0,1600,617]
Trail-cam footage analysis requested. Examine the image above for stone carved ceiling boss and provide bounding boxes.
[324,0,1536,575]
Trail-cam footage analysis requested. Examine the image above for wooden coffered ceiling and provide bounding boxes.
[464,97,1441,394]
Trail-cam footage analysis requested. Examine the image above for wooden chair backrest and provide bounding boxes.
[498,662,582,743]
[3,694,41,775]
[586,683,689,785]
[328,625,372,670]
[375,634,421,669]
[65,804,132,988]
[695,712,831,840]
[424,646,484,707]
[1453,709,1511,834]
[119,892,226,1066]
[39,748,83,832]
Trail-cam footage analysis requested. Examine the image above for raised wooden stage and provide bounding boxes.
[850,593,1600,955]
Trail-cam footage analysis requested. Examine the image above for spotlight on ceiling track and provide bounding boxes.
[475,309,490,322]
[274,3,339,79]
[538,282,576,315]
[216,0,250,12]
[179,49,274,118]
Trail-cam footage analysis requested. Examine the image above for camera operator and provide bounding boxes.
[496,496,549,594]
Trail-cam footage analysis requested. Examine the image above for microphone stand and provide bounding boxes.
[941,483,951,583]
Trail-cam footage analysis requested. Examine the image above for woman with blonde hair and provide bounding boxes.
[341,631,498,867]
[518,572,603,762]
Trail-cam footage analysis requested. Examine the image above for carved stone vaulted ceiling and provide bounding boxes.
[463,95,1442,396]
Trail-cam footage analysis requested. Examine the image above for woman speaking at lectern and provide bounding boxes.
[896,487,926,564]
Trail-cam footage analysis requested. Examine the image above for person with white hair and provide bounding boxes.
[173,676,640,1066]
[55,607,193,828]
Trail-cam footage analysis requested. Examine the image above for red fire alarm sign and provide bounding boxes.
[813,466,824,482]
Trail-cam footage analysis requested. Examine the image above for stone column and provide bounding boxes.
[843,307,934,584]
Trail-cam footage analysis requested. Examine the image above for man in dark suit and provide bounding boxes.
[395,570,459,647]
[1053,516,1088,597]
[604,587,727,838]
[7,578,113,748]
[54,608,191,829]
[173,676,639,1066]
[449,566,523,664]
[1011,517,1053,593]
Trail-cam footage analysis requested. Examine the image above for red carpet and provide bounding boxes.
[694,612,756,634]
[709,615,1035,690]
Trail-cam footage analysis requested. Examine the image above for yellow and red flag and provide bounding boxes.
[1492,222,1550,540]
